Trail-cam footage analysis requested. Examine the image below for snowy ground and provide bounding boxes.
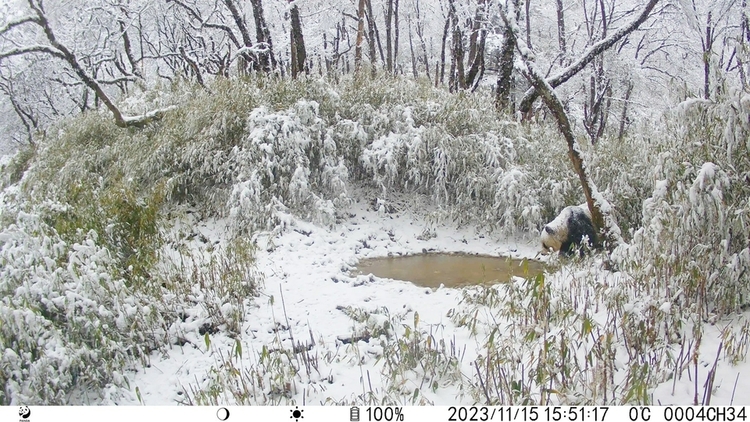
[111,197,750,406]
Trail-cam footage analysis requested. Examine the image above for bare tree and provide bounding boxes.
[386,0,395,72]
[686,0,737,99]
[249,0,276,70]
[364,0,380,72]
[414,0,431,79]
[355,0,367,71]
[582,0,614,144]
[1,1,173,128]
[437,7,450,85]
[556,0,567,64]
[465,0,487,91]
[447,0,465,92]
[0,70,39,145]
[517,0,660,115]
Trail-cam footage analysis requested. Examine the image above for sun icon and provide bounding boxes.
[290,406,304,421]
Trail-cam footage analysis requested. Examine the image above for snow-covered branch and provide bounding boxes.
[0,45,65,60]
[518,0,660,113]
[8,0,176,129]
[0,16,37,35]
[120,105,178,128]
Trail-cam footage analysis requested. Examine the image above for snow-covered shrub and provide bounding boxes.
[0,147,34,189]
[350,78,579,234]
[584,131,657,238]
[0,210,162,404]
[614,93,750,318]
[227,100,350,232]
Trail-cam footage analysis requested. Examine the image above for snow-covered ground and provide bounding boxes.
[113,197,749,406]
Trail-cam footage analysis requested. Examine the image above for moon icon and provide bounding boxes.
[217,407,230,421]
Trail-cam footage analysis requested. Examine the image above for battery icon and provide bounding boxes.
[350,406,360,422]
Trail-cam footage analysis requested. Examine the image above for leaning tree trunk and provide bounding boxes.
[500,4,623,249]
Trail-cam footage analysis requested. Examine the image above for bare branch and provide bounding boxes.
[168,0,241,48]
[0,45,65,60]
[0,16,38,35]
[518,0,660,113]
[21,0,173,128]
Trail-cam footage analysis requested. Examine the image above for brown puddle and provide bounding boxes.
[353,253,546,288]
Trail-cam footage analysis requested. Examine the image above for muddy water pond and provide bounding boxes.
[353,253,546,288]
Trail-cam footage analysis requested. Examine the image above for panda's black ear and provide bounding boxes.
[544,226,555,234]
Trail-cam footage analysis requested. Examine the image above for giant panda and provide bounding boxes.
[540,204,597,256]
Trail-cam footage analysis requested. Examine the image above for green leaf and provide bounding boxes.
[235,339,242,358]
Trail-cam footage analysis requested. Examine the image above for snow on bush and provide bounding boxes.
[0,208,160,404]
[227,100,350,232]
[7,74,747,406]
[614,93,750,318]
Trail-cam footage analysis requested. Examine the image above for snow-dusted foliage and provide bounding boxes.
[5,73,748,405]
[614,93,750,317]
[0,208,160,404]
[337,79,582,234]
[23,76,598,237]
[227,100,349,232]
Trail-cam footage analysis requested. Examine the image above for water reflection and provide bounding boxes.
[353,253,546,288]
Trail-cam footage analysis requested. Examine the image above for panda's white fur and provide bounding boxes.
[540,204,596,255]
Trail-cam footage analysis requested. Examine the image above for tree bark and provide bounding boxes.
[393,0,400,73]
[408,14,418,78]
[438,12,450,85]
[495,0,519,111]
[415,0,430,78]
[525,0,532,50]
[289,2,307,78]
[617,79,633,141]
[355,0,366,72]
[465,0,486,90]
[222,0,253,48]
[117,6,142,79]
[556,0,567,64]
[224,0,274,73]
[249,0,276,70]
[386,0,394,72]
[364,0,379,72]
[518,0,660,114]
[448,0,465,91]
[703,11,714,100]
